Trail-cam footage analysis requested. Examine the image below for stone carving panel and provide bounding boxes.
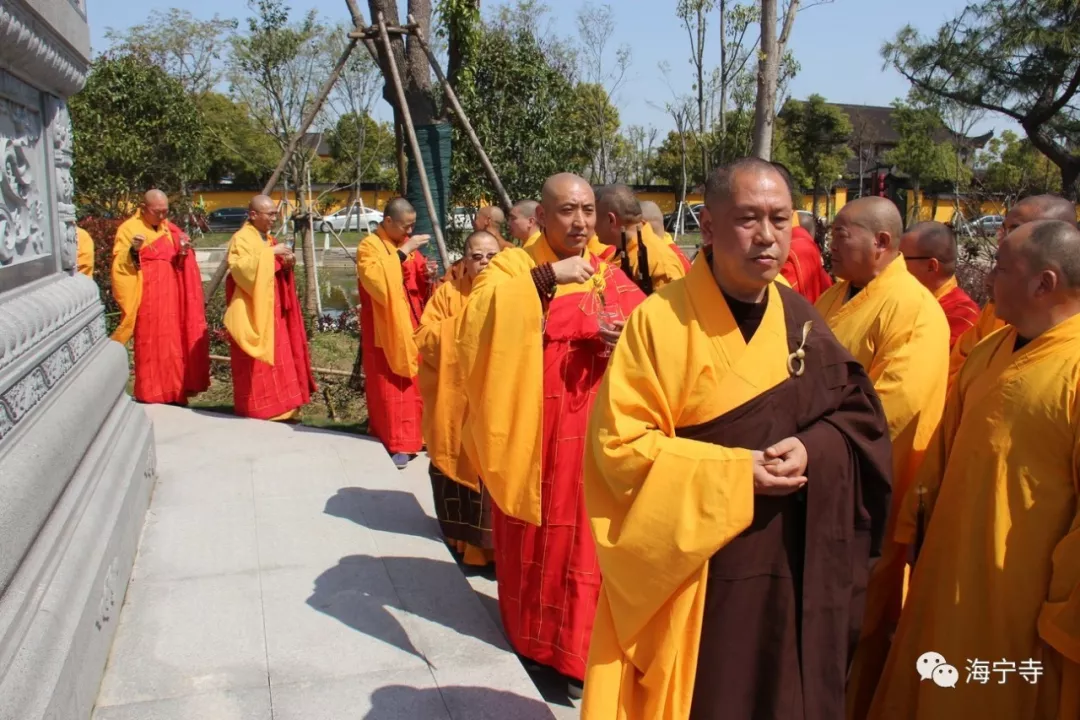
[0,2,88,99]
[49,98,76,271]
[0,87,48,269]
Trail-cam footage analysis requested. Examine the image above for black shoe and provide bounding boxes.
[567,678,583,700]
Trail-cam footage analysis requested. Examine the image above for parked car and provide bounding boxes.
[317,207,384,233]
[972,214,1004,236]
[206,207,249,233]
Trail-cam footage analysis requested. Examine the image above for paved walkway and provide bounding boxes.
[92,405,573,720]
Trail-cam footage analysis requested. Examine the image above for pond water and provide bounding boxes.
[319,267,360,314]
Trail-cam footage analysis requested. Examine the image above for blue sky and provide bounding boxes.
[85,0,1018,139]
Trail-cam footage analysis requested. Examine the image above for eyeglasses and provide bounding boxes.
[469,252,498,261]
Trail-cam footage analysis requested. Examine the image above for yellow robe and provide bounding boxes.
[815,254,950,719]
[76,227,94,278]
[582,256,799,720]
[222,222,277,364]
[522,229,542,249]
[871,314,1080,720]
[947,301,1007,389]
[416,274,477,489]
[613,224,687,291]
[356,227,420,378]
[456,236,608,526]
[110,212,170,344]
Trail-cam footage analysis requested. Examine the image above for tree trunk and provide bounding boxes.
[812,182,820,220]
[300,160,319,323]
[751,0,779,159]
[697,5,707,181]
[394,110,408,193]
[719,0,727,164]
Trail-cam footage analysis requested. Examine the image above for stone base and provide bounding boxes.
[0,274,155,720]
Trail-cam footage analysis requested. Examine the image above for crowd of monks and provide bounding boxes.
[97,158,1080,720]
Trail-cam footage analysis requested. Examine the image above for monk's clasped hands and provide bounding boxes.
[751,436,809,495]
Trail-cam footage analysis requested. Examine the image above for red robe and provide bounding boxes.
[227,250,317,420]
[492,256,645,681]
[936,279,981,349]
[359,246,430,454]
[133,222,210,404]
[780,226,833,303]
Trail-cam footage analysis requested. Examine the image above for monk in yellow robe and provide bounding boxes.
[583,157,893,720]
[870,219,1080,720]
[899,222,980,348]
[509,199,541,248]
[457,173,646,696]
[815,196,951,720]
[417,231,501,567]
[76,226,94,277]
[947,195,1076,387]
[595,184,686,295]
[641,198,692,272]
[224,195,316,421]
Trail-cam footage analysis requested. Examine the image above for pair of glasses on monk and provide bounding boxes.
[469,252,498,262]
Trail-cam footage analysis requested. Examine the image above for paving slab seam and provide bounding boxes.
[250,457,276,720]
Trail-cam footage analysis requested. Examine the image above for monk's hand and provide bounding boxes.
[763,437,808,478]
[598,318,624,345]
[272,244,292,256]
[751,450,807,496]
[131,234,146,252]
[402,234,431,255]
[552,256,594,285]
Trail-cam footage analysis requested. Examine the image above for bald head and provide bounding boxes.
[640,200,665,236]
[508,199,539,243]
[141,189,169,226]
[465,230,499,253]
[1010,195,1077,227]
[595,185,642,222]
[537,173,595,258]
[705,157,792,208]
[144,189,168,205]
[994,219,1080,335]
[474,205,505,234]
[382,197,417,243]
[247,194,276,232]
[385,197,415,223]
[1017,220,1080,289]
[900,221,957,291]
[829,197,904,286]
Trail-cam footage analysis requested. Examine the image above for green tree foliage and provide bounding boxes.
[198,92,279,186]
[103,9,237,95]
[976,130,1062,201]
[882,101,954,223]
[573,83,622,181]
[882,0,1080,198]
[773,94,852,215]
[325,112,398,188]
[448,5,589,208]
[71,55,207,215]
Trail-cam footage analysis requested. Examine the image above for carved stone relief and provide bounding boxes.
[49,98,76,271]
[0,88,48,269]
[0,3,88,99]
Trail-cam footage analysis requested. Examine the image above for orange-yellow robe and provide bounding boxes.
[583,255,892,719]
[224,223,316,420]
[607,224,687,295]
[933,275,980,349]
[947,301,1006,389]
[416,274,492,566]
[815,255,951,720]
[869,313,1080,720]
[522,229,542,250]
[76,226,94,278]
[356,227,430,454]
[457,236,646,681]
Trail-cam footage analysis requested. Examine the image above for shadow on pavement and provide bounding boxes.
[362,684,555,720]
[324,487,443,541]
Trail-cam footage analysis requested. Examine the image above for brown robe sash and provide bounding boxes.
[676,285,892,720]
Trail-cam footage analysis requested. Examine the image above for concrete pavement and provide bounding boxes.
[92,405,563,720]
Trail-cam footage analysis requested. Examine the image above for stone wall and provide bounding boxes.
[0,2,156,718]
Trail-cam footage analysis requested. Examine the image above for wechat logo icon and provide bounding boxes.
[916,651,958,688]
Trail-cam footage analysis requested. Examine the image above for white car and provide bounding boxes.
[318,207,384,233]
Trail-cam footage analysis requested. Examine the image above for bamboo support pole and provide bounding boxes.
[209,354,354,378]
[204,37,359,303]
[376,13,451,270]
[409,15,513,215]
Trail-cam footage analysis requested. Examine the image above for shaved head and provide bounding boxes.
[477,206,505,224]
[537,173,595,258]
[994,219,1080,335]
[508,199,539,242]
[144,189,168,205]
[640,200,665,236]
[465,230,499,253]
[900,221,958,291]
[1010,195,1077,226]
[595,185,642,223]
[385,197,415,223]
[249,194,274,213]
[705,157,792,208]
[829,197,904,286]
[141,188,169,226]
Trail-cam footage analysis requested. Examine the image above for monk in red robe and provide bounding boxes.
[779,211,833,302]
[224,195,316,421]
[899,221,980,348]
[111,189,210,405]
[457,173,646,696]
[356,198,434,468]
